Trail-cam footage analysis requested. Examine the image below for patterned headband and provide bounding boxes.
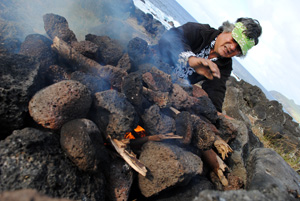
[232,22,255,55]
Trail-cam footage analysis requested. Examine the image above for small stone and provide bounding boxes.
[60,119,107,171]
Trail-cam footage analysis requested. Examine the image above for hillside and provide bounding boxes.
[270,90,300,124]
[231,58,276,102]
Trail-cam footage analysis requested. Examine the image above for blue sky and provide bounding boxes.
[176,0,300,105]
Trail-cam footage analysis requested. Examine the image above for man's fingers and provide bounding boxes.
[201,60,208,66]
[208,61,220,79]
[200,59,220,79]
[189,57,221,79]
[203,69,213,80]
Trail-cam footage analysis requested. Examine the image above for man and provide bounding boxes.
[158,18,262,112]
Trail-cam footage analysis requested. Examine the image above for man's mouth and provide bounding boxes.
[224,46,229,55]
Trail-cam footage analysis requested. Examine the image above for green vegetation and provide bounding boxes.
[255,127,300,174]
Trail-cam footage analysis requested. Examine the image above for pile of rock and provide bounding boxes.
[0,1,300,201]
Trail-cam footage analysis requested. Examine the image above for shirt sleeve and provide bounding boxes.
[158,22,207,65]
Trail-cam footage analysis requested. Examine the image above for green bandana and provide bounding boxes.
[232,22,255,55]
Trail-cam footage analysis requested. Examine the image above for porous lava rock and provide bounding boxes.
[85,34,123,66]
[191,114,216,150]
[70,71,110,94]
[43,13,77,44]
[0,54,42,139]
[28,80,92,130]
[45,65,69,84]
[60,118,108,171]
[169,83,196,110]
[138,141,203,197]
[0,127,105,201]
[142,70,172,92]
[91,89,139,139]
[105,158,134,201]
[141,104,175,135]
[19,34,56,70]
[127,37,152,69]
[0,189,74,201]
[71,40,99,60]
[117,53,132,72]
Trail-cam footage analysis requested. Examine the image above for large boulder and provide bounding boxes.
[193,148,300,201]
[247,148,300,200]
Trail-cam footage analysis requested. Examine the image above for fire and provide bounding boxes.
[124,132,135,139]
[124,125,146,139]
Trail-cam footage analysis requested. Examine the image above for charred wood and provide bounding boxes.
[202,149,229,186]
[51,36,127,90]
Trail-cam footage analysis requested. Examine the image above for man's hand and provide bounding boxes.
[188,56,220,80]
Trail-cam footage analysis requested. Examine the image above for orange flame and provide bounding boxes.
[125,125,146,139]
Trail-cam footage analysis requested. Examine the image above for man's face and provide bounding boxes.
[214,32,242,58]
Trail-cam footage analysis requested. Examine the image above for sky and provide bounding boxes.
[176,0,300,105]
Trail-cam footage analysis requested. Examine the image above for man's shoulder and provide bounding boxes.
[180,22,214,30]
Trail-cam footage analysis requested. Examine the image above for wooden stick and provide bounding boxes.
[214,135,233,160]
[169,106,181,115]
[51,36,127,88]
[202,149,229,186]
[121,133,183,146]
[108,136,147,177]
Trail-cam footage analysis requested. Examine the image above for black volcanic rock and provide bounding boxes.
[0,127,105,201]
[0,1,300,201]
[85,34,124,66]
[0,189,74,201]
[28,80,92,130]
[247,148,300,200]
[127,37,152,69]
[138,141,203,197]
[132,8,166,37]
[223,77,300,167]
[70,71,111,94]
[0,36,21,54]
[43,13,77,44]
[91,89,139,139]
[0,54,43,139]
[19,34,57,84]
[60,118,108,172]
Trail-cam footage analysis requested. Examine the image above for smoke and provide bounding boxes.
[0,0,136,42]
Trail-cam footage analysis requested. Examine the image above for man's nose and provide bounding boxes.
[230,43,239,51]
